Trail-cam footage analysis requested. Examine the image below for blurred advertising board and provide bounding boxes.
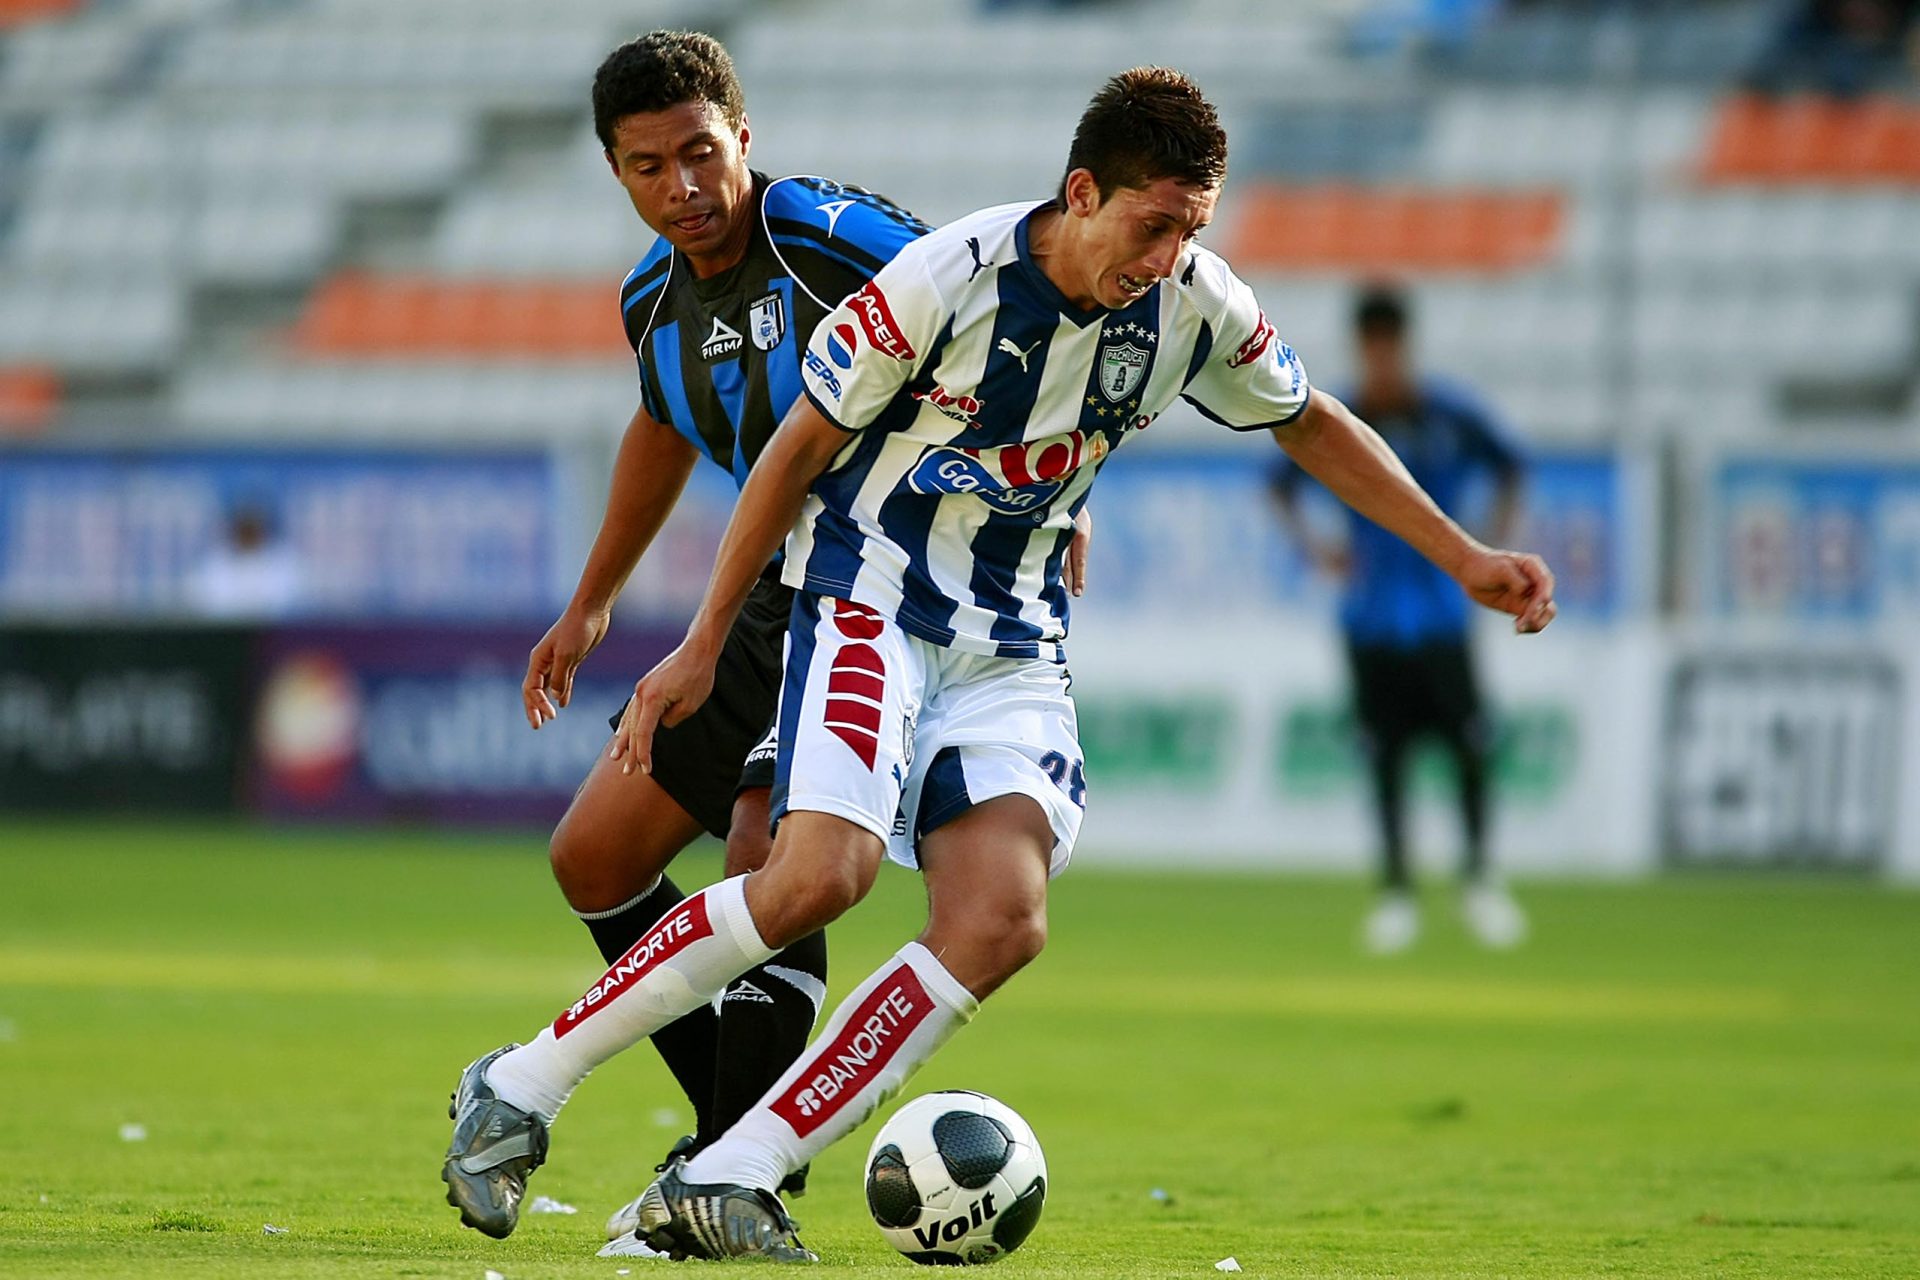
[1063,617,1662,875]
[0,446,561,620]
[1715,454,1920,622]
[1061,444,1646,622]
[248,625,681,825]
[0,626,253,813]
[1660,648,1902,872]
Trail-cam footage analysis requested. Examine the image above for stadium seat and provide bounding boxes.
[0,364,59,432]
[1699,95,1920,185]
[0,273,184,372]
[286,274,629,359]
[0,0,83,29]
[1226,185,1565,272]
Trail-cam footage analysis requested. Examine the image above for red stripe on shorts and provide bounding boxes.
[824,641,885,769]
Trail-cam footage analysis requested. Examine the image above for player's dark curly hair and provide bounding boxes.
[1059,67,1228,202]
[593,30,745,150]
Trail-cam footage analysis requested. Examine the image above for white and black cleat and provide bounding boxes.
[609,1135,810,1241]
[442,1044,549,1239]
[636,1157,816,1263]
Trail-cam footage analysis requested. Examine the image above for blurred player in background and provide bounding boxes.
[1270,285,1528,954]
[443,30,965,1247]
[459,67,1554,1261]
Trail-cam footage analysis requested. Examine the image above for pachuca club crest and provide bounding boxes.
[1098,342,1148,402]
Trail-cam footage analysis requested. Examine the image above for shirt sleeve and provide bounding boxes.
[1179,254,1313,431]
[800,247,945,432]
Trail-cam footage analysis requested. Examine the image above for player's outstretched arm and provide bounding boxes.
[612,399,853,775]
[1274,391,1556,634]
[523,405,698,729]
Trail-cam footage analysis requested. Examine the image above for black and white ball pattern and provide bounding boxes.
[864,1091,1047,1265]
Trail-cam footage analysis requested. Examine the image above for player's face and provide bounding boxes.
[1358,328,1411,394]
[605,100,754,269]
[1065,171,1217,310]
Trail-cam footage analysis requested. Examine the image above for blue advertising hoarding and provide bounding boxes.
[0,446,561,620]
[1072,444,1642,622]
[1716,456,1920,622]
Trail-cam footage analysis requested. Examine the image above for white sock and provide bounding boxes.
[487,875,774,1123]
[682,941,978,1191]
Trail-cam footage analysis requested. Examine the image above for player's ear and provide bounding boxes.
[604,148,620,179]
[1063,168,1100,219]
[736,117,751,161]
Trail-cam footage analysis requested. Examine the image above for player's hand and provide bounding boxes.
[523,605,611,730]
[1456,547,1557,634]
[1063,507,1094,598]
[610,637,720,776]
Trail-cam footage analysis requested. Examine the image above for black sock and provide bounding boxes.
[575,873,721,1143]
[1451,726,1491,883]
[703,929,829,1149]
[1369,735,1412,892]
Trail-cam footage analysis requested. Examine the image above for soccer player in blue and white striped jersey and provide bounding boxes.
[492,67,1558,1261]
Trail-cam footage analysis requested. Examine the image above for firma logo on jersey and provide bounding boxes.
[700,316,745,361]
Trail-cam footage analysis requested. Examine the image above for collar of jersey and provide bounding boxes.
[1014,202,1114,329]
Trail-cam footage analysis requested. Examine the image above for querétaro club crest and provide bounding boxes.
[1098,342,1148,402]
[749,292,785,351]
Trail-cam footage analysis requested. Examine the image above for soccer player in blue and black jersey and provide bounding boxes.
[437,32,1084,1246]
[1271,285,1529,953]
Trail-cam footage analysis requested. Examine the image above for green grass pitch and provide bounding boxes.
[3,822,1918,1277]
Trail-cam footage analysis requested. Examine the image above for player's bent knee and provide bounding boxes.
[991,905,1049,979]
[746,812,883,946]
[548,825,635,913]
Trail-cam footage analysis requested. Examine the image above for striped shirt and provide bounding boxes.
[621,171,928,488]
[791,199,1312,659]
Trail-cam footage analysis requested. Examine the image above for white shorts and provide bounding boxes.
[771,593,1085,875]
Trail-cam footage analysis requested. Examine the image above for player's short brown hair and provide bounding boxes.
[593,30,745,149]
[1059,67,1228,203]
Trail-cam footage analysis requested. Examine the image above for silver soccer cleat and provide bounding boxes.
[442,1044,549,1239]
[634,1157,816,1263]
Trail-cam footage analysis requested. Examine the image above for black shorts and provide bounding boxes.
[1346,637,1486,747]
[610,567,791,838]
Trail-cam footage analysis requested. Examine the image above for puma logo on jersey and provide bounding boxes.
[996,337,1040,373]
[967,236,992,281]
[700,315,744,360]
[818,199,855,238]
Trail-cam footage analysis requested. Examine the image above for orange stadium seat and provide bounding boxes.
[0,366,59,433]
[1699,94,1920,185]
[0,0,83,27]
[1226,185,1565,273]
[286,274,630,359]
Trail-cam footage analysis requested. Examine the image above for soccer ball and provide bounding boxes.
[864,1090,1047,1265]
